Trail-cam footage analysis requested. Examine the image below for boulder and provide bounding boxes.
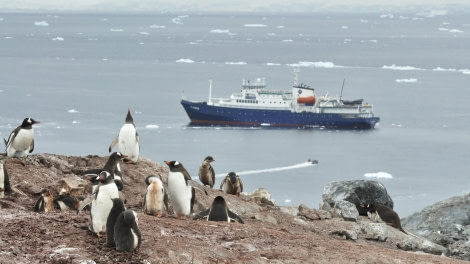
[322,180,394,215]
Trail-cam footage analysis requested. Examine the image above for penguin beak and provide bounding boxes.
[164,161,170,166]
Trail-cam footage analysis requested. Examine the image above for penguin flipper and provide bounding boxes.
[34,197,44,212]
[187,179,208,195]
[164,190,169,213]
[238,177,244,193]
[228,210,244,224]
[29,138,35,153]
[77,195,94,213]
[108,136,118,153]
[193,208,210,220]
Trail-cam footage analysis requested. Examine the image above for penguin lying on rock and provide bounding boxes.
[34,189,55,212]
[193,196,244,223]
[361,203,407,234]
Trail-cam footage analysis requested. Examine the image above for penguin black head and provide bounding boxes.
[228,172,238,185]
[125,109,134,124]
[165,160,186,172]
[213,196,227,206]
[204,156,215,162]
[98,171,114,183]
[21,118,40,129]
[145,174,161,186]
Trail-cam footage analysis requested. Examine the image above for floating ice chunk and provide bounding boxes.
[139,31,150,35]
[209,29,230,34]
[382,64,422,71]
[110,28,124,32]
[244,24,267,27]
[176,58,194,63]
[149,24,166,29]
[34,21,49,26]
[145,124,159,129]
[396,78,417,83]
[266,63,281,66]
[67,109,78,113]
[295,61,336,68]
[52,37,64,41]
[364,172,393,179]
[225,61,246,65]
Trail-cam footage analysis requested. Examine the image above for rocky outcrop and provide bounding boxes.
[321,180,394,216]
[402,193,470,260]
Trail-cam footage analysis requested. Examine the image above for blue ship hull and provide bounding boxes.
[181,100,379,129]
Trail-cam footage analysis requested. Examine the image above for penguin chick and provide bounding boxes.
[4,118,40,157]
[34,189,55,212]
[109,109,140,164]
[194,196,244,224]
[114,209,142,252]
[143,175,168,217]
[219,172,243,196]
[362,203,407,235]
[198,156,215,188]
[54,194,79,211]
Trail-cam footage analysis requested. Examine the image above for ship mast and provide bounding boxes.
[208,79,213,105]
[293,66,300,86]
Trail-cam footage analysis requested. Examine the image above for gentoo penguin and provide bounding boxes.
[53,193,79,211]
[0,161,13,198]
[198,156,215,188]
[143,174,168,217]
[81,152,126,191]
[90,171,120,237]
[108,109,140,164]
[114,209,142,252]
[219,172,244,196]
[4,118,40,157]
[34,189,55,212]
[194,196,244,224]
[106,198,126,247]
[362,204,408,234]
[165,160,208,219]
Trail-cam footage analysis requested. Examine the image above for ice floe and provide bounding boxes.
[176,58,194,63]
[34,21,49,26]
[209,29,230,34]
[244,24,267,28]
[382,64,422,71]
[364,172,393,179]
[396,78,417,83]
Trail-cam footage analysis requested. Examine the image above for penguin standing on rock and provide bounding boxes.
[114,209,141,252]
[106,198,126,247]
[108,109,140,164]
[143,175,168,217]
[81,152,127,191]
[0,161,13,198]
[198,156,215,188]
[34,189,55,212]
[194,196,244,223]
[165,160,208,219]
[90,171,119,237]
[362,203,408,234]
[4,117,40,157]
[219,172,243,197]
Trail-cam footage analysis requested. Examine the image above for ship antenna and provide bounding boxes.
[340,78,346,101]
[208,79,213,105]
[293,66,300,86]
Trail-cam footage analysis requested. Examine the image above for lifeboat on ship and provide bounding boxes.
[297,96,316,105]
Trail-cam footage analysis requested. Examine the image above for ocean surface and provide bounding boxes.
[1,10,469,217]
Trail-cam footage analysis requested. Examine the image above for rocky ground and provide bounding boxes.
[0,154,467,264]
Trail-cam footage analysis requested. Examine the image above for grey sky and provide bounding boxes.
[0,0,468,12]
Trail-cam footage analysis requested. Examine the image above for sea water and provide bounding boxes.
[0,11,469,217]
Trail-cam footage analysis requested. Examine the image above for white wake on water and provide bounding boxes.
[215,161,317,177]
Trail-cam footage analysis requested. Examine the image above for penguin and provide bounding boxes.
[4,117,40,157]
[81,152,126,191]
[34,189,55,212]
[114,209,142,252]
[362,203,408,234]
[165,160,208,219]
[109,109,140,164]
[143,174,168,217]
[106,198,126,247]
[198,156,215,188]
[53,193,79,211]
[0,161,13,198]
[90,171,120,237]
[193,196,244,224]
[219,172,244,196]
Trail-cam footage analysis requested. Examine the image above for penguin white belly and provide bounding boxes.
[167,172,192,217]
[8,129,34,157]
[118,124,139,162]
[91,184,119,234]
[0,163,4,199]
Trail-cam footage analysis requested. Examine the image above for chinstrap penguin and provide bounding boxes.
[165,160,208,219]
[108,109,140,164]
[114,209,142,252]
[90,171,120,237]
[362,203,408,234]
[34,188,55,212]
[198,156,216,188]
[106,198,126,247]
[143,175,168,217]
[219,172,244,196]
[4,118,40,157]
[194,196,244,223]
